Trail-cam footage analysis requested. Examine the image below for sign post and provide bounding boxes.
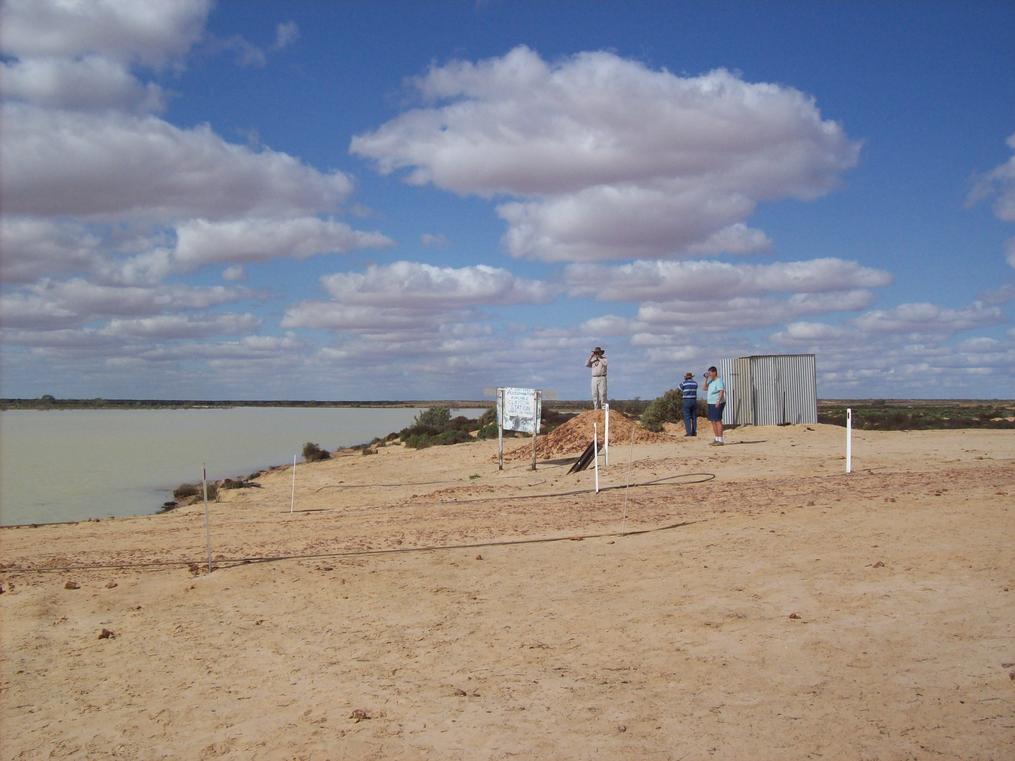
[496,387,542,470]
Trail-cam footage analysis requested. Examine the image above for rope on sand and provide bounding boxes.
[2,472,716,574]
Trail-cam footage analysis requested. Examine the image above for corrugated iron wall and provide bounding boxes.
[716,354,817,426]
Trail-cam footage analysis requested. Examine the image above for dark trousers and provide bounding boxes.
[682,400,697,435]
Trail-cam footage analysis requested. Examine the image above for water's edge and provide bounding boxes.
[0,407,485,526]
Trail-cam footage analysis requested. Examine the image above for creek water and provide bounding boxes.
[0,407,483,526]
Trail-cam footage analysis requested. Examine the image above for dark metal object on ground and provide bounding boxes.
[567,440,597,473]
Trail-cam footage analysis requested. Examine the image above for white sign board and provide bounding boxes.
[497,387,541,435]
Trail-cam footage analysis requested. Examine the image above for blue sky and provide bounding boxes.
[2,0,1014,400]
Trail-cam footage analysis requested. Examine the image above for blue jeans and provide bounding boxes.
[682,400,697,435]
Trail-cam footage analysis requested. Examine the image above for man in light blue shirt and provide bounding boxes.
[705,366,725,445]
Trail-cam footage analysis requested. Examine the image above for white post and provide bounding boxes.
[201,464,213,573]
[530,389,538,471]
[622,425,635,530]
[497,388,505,471]
[593,422,600,494]
[290,454,297,513]
[604,403,610,468]
[846,408,852,474]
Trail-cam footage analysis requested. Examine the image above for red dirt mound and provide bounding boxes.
[501,409,671,461]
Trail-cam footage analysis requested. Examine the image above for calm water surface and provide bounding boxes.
[0,407,483,525]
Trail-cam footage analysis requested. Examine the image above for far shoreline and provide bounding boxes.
[1,398,500,411]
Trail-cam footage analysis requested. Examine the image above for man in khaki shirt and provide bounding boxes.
[586,347,608,409]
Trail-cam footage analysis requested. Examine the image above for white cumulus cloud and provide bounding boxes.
[352,46,860,262]
[173,217,393,270]
[0,56,165,112]
[283,261,555,335]
[0,0,211,66]
[319,261,554,307]
[101,313,259,340]
[852,302,1002,335]
[0,279,253,330]
[566,258,890,301]
[0,218,102,282]
[969,131,1015,224]
[2,105,354,220]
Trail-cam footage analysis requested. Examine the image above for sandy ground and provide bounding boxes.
[1,423,1013,760]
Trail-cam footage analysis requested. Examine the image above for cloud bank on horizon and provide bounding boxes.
[1,0,1013,400]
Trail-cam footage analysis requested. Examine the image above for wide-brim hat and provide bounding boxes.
[593,346,604,354]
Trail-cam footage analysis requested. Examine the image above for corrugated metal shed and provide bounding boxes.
[715,354,817,426]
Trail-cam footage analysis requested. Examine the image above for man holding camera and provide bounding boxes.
[586,347,608,409]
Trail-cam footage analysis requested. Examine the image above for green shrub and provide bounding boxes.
[413,406,452,431]
[302,441,331,461]
[640,389,684,432]
[477,421,499,439]
[399,406,482,447]
[608,398,650,417]
[403,432,434,449]
[435,429,471,445]
[447,415,475,432]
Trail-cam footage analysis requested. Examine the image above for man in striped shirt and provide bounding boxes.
[678,371,698,436]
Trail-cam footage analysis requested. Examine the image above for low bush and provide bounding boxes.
[640,389,684,432]
[402,432,434,449]
[302,441,331,462]
[172,482,217,502]
[173,483,199,500]
[399,406,483,447]
[608,398,651,417]
[435,429,471,445]
[477,421,499,439]
[220,478,259,490]
[447,415,476,432]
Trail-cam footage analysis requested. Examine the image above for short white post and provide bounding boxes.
[593,423,600,494]
[604,403,610,467]
[846,408,852,474]
[201,464,213,573]
[290,454,297,513]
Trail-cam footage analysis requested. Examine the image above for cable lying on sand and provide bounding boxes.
[2,518,706,574]
[435,472,715,504]
[3,471,715,574]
